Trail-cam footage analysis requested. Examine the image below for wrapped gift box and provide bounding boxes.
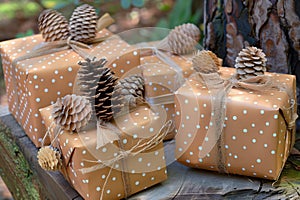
[0,30,135,146]
[140,53,194,140]
[101,50,195,140]
[174,67,297,180]
[39,105,167,200]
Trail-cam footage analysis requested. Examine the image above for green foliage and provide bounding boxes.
[15,29,34,38]
[0,126,40,200]
[121,0,145,9]
[0,2,40,20]
[40,0,145,17]
[41,0,81,12]
[156,0,202,29]
[156,1,171,12]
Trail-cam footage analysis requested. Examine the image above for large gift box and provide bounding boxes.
[0,29,135,146]
[40,105,168,199]
[174,67,297,180]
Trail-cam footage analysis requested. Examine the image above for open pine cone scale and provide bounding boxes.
[52,94,92,132]
[235,46,267,80]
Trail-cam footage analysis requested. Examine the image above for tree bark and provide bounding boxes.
[204,0,300,112]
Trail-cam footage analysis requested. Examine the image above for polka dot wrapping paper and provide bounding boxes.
[174,67,297,180]
[39,105,167,200]
[141,54,194,140]
[0,29,134,147]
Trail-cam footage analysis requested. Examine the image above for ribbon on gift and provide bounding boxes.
[86,47,187,148]
[12,13,114,64]
[80,120,172,200]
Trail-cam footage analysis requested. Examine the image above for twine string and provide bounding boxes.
[79,120,172,199]
[196,73,297,172]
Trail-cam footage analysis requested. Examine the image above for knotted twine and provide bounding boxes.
[148,71,297,173]
[40,121,73,183]
[197,72,297,173]
[93,47,185,148]
[12,13,114,64]
[80,120,172,200]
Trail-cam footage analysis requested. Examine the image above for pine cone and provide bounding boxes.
[167,23,201,55]
[69,4,98,43]
[113,74,145,113]
[235,46,267,80]
[38,9,70,42]
[94,68,123,122]
[52,94,92,132]
[192,50,220,74]
[207,51,222,69]
[76,57,107,105]
[37,146,62,171]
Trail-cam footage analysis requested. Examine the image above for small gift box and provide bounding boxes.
[39,105,169,200]
[174,65,297,180]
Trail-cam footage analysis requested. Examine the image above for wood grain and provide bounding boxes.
[0,113,82,200]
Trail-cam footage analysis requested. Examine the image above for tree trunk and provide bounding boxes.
[204,0,300,112]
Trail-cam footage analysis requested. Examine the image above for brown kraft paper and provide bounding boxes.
[39,105,168,200]
[0,29,135,147]
[175,67,297,180]
[141,54,194,140]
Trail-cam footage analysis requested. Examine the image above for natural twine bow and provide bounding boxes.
[12,13,114,65]
[80,120,172,200]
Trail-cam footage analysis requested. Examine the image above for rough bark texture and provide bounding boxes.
[204,0,300,113]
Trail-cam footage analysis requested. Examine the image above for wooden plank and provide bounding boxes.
[129,143,300,199]
[0,119,40,199]
[0,113,82,200]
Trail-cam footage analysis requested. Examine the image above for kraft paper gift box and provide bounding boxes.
[102,49,195,140]
[39,105,168,200]
[174,67,297,180]
[140,53,194,140]
[0,29,136,147]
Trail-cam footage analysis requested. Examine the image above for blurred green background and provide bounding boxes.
[0,0,204,106]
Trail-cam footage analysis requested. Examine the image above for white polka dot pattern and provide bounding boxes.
[90,35,136,78]
[174,67,296,180]
[141,54,194,140]
[39,105,167,200]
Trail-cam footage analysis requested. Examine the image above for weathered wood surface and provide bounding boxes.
[0,107,82,200]
[204,0,300,113]
[0,107,299,199]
